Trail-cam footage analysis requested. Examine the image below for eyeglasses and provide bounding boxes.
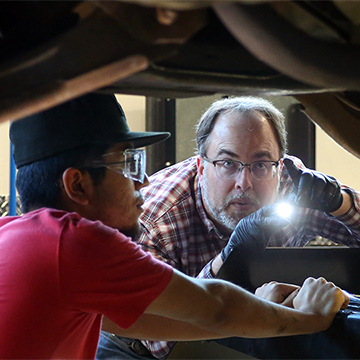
[87,149,146,183]
[202,156,280,181]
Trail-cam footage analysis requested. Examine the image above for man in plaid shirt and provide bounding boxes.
[96,97,360,359]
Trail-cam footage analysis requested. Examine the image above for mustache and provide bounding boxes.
[224,192,260,208]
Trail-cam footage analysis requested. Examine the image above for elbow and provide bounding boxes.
[198,281,234,333]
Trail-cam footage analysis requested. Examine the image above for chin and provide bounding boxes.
[232,209,252,221]
[120,223,141,241]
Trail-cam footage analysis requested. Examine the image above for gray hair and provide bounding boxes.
[196,97,288,158]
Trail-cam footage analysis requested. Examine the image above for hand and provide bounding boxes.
[221,205,289,262]
[284,158,343,213]
[255,281,300,308]
[293,277,349,318]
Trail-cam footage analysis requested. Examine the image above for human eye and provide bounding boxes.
[252,161,269,170]
[218,159,237,169]
[125,151,142,167]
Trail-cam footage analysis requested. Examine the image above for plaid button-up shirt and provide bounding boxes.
[137,156,360,359]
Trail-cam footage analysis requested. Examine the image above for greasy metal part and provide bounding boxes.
[294,93,360,160]
[74,1,98,19]
[213,2,360,90]
[105,61,330,99]
[156,8,179,26]
[0,55,149,124]
[334,0,360,27]
[118,0,274,11]
[271,1,349,42]
[0,8,180,122]
[92,1,208,44]
[2,0,360,163]
[117,0,213,11]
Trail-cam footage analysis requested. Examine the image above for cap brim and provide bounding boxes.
[117,131,171,148]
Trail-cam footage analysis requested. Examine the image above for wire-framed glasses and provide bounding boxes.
[87,149,146,183]
[202,155,280,180]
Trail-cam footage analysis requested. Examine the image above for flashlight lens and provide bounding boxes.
[276,203,293,218]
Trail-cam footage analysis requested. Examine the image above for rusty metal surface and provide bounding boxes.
[0,56,149,123]
[2,1,360,158]
[213,2,360,90]
[0,6,182,123]
[92,1,208,44]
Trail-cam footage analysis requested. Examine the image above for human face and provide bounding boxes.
[89,143,149,238]
[198,110,281,235]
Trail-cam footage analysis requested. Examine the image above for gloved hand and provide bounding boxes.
[221,204,289,262]
[284,158,343,213]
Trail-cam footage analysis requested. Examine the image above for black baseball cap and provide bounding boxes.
[10,93,170,168]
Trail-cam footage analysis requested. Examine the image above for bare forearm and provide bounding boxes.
[146,273,341,339]
[102,315,227,341]
[190,280,331,338]
[103,296,319,341]
[225,289,322,337]
[105,271,346,342]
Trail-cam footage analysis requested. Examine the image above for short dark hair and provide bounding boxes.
[16,144,109,213]
[196,97,288,158]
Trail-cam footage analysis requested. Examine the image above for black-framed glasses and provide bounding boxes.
[86,149,146,183]
[202,156,280,181]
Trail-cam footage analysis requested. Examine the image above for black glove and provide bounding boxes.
[221,205,289,262]
[284,158,343,213]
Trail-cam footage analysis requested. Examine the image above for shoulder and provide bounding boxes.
[36,208,119,238]
[24,208,131,254]
[1,208,83,235]
[139,158,200,235]
[141,157,198,211]
[145,157,198,193]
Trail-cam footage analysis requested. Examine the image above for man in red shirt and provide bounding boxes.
[0,92,348,359]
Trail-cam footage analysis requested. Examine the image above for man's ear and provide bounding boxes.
[197,156,205,178]
[277,158,284,183]
[279,158,284,173]
[61,168,92,206]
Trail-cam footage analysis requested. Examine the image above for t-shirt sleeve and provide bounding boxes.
[57,216,173,329]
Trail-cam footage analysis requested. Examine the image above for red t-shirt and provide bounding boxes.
[0,208,173,359]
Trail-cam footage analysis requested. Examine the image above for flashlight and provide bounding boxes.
[276,202,293,219]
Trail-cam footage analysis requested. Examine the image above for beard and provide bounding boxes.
[201,168,279,233]
[118,191,144,241]
[202,178,259,232]
[120,221,142,241]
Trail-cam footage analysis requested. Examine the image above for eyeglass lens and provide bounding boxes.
[215,160,276,180]
[101,149,146,183]
[124,149,146,183]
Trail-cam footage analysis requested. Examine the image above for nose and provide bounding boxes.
[234,166,253,191]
